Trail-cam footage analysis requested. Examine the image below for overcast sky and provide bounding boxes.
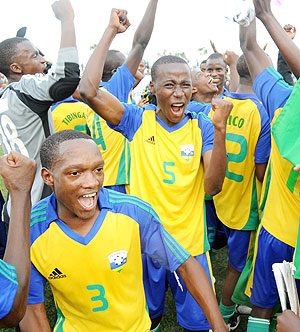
[1,0,299,68]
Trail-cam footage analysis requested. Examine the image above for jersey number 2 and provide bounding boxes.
[226,133,248,183]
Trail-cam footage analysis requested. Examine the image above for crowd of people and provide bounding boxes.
[0,0,299,331]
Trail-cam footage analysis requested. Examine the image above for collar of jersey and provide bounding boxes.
[46,188,111,245]
[228,92,258,101]
[155,112,190,133]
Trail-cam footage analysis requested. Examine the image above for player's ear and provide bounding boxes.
[10,62,22,74]
[41,168,54,186]
[192,86,197,94]
[149,81,156,96]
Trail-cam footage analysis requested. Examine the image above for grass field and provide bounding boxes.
[0,246,248,332]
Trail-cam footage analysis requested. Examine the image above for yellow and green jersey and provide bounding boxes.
[252,67,299,247]
[86,64,135,187]
[28,189,190,332]
[108,105,215,256]
[50,97,89,134]
[261,137,300,247]
[206,93,271,230]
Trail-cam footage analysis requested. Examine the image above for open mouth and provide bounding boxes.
[78,192,97,210]
[171,103,184,114]
[208,77,218,89]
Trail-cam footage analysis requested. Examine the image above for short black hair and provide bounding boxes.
[102,50,126,82]
[151,55,189,82]
[0,37,28,78]
[206,52,226,68]
[236,54,252,84]
[40,130,93,170]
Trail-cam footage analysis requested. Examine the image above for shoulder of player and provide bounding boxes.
[106,189,160,224]
[226,94,267,118]
[188,111,213,128]
[30,195,55,245]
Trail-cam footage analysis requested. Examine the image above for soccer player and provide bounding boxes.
[50,96,89,134]
[86,0,158,194]
[18,130,228,332]
[206,53,229,98]
[0,0,80,219]
[206,54,271,328]
[190,69,218,105]
[239,1,300,330]
[0,152,36,327]
[79,8,233,332]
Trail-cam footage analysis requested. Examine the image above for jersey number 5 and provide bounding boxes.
[163,161,176,184]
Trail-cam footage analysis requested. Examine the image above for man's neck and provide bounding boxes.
[58,206,101,237]
[236,83,254,94]
[192,92,215,104]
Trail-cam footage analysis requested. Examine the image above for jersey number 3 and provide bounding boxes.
[87,284,108,312]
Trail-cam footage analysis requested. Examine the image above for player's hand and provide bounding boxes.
[109,9,130,34]
[253,0,272,20]
[211,98,233,131]
[284,24,296,39]
[137,98,149,108]
[277,310,300,332]
[294,165,300,172]
[0,152,37,194]
[210,39,218,53]
[223,51,239,67]
[52,0,75,22]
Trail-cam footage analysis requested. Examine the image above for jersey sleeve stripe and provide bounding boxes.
[31,210,47,219]
[0,268,18,286]
[0,262,18,285]
[31,203,47,214]
[108,191,152,208]
[161,228,190,262]
[108,196,190,263]
[30,216,47,227]
[0,260,17,278]
[266,67,294,90]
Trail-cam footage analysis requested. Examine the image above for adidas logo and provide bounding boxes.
[146,136,155,145]
[48,268,67,280]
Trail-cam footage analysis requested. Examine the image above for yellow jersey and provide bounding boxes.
[28,189,190,331]
[86,64,135,187]
[207,93,271,230]
[108,104,215,256]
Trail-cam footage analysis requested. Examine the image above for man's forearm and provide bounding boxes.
[1,192,31,327]
[178,257,228,332]
[204,128,227,196]
[240,20,271,80]
[259,13,300,78]
[4,192,31,300]
[60,18,76,48]
[132,0,158,48]
[19,304,51,332]
[80,26,117,101]
[126,0,158,75]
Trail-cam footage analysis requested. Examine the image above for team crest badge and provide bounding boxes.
[107,250,128,272]
[181,144,195,161]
